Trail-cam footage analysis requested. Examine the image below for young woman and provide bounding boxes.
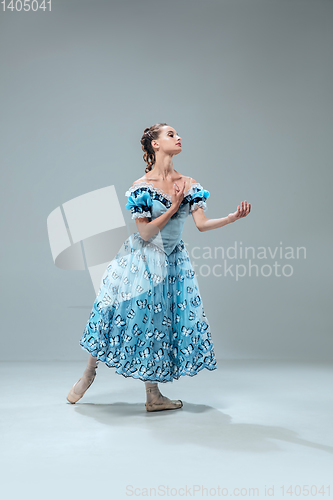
[67,122,251,411]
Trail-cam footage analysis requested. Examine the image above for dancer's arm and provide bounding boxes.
[135,206,177,240]
[191,194,251,232]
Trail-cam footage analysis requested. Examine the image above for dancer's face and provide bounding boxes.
[152,126,182,156]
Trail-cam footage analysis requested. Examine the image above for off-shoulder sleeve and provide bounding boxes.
[125,186,152,219]
[189,184,210,212]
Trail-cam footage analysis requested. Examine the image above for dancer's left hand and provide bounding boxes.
[228,201,251,223]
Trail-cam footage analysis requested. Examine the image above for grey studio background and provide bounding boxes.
[1,0,332,364]
[1,2,333,500]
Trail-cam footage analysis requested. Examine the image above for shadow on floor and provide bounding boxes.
[68,399,333,454]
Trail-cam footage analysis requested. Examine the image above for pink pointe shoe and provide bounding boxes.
[145,386,183,412]
[67,365,98,404]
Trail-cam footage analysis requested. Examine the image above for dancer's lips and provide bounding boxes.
[176,142,181,146]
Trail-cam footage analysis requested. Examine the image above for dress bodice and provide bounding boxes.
[125,181,210,255]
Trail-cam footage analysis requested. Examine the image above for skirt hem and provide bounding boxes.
[80,342,217,383]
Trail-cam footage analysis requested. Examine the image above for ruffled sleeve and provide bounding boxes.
[189,184,210,213]
[125,187,152,219]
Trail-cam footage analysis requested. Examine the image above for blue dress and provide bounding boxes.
[79,181,217,383]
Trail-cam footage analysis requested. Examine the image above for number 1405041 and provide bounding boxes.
[1,0,51,11]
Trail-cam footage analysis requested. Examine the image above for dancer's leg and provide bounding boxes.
[74,354,99,394]
[67,354,99,403]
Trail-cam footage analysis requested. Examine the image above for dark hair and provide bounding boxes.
[140,123,169,173]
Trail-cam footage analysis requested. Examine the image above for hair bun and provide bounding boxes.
[140,122,168,173]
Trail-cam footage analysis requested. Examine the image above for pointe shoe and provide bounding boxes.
[145,386,183,412]
[66,364,99,404]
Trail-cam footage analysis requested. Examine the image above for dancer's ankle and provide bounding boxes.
[145,381,162,403]
[73,362,98,395]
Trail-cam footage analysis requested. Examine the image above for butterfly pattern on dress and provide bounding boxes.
[79,181,217,383]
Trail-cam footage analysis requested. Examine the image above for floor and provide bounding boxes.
[1,359,332,500]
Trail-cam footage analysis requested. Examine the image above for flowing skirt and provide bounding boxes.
[80,231,217,383]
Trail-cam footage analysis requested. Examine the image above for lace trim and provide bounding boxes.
[132,211,151,219]
[125,181,203,201]
[190,200,207,212]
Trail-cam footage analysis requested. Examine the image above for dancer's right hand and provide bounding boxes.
[171,180,186,210]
